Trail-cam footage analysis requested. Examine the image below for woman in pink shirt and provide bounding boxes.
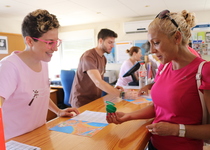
[115,46,142,86]
[107,10,210,150]
[0,9,79,140]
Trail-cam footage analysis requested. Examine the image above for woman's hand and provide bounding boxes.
[115,86,124,91]
[57,107,80,117]
[146,122,179,136]
[106,111,130,124]
[138,83,154,96]
[139,85,150,96]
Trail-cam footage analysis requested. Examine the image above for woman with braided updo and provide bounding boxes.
[0,9,79,140]
[107,10,210,150]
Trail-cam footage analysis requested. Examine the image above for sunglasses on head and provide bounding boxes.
[156,10,180,30]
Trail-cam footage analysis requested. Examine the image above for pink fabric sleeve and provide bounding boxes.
[200,62,210,90]
[0,61,18,99]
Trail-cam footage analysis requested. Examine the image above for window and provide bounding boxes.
[48,29,94,80]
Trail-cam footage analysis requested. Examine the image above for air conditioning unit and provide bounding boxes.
[124,20,152,34]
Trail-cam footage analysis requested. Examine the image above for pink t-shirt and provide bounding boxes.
[116,59,138,86]
[0,51,50,140]
[151,57,210,150]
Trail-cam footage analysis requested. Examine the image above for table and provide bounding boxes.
[50,85,65,108]
[7,94,153,150]
[50,85,63,89]
[46,89,58,121]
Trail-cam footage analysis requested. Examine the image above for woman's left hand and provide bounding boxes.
[146,122,179,136]
[115,86,124,91]
[57,108,80,117]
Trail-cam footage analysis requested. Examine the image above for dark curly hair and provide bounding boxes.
[21,9,60,38]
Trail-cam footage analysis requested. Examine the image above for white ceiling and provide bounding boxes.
[0,0,210,27]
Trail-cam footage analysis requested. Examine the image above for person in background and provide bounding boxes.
[70,28,127,108]
[115,46,142,87]
[107,9,210,150]
[188,39,192,48]
[0,9,79,140]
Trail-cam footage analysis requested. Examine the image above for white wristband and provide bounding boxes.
[179,124,185,137]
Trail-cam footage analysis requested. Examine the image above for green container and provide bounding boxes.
[105,101,115,106]
[106,104,116,113]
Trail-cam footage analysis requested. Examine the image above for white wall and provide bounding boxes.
[0,17,22,34]
[194,10,210,24]
[59,16,152,73]
[1,10,210,73]
[60,19,150,42]
[60,10,210,40]
[59,10,210,72]
[1,10,209,36]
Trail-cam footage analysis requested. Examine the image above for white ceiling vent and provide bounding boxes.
[124,20,152,34]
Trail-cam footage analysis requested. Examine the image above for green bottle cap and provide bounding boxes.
[106,104,116,113]
[105,101,115,106]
